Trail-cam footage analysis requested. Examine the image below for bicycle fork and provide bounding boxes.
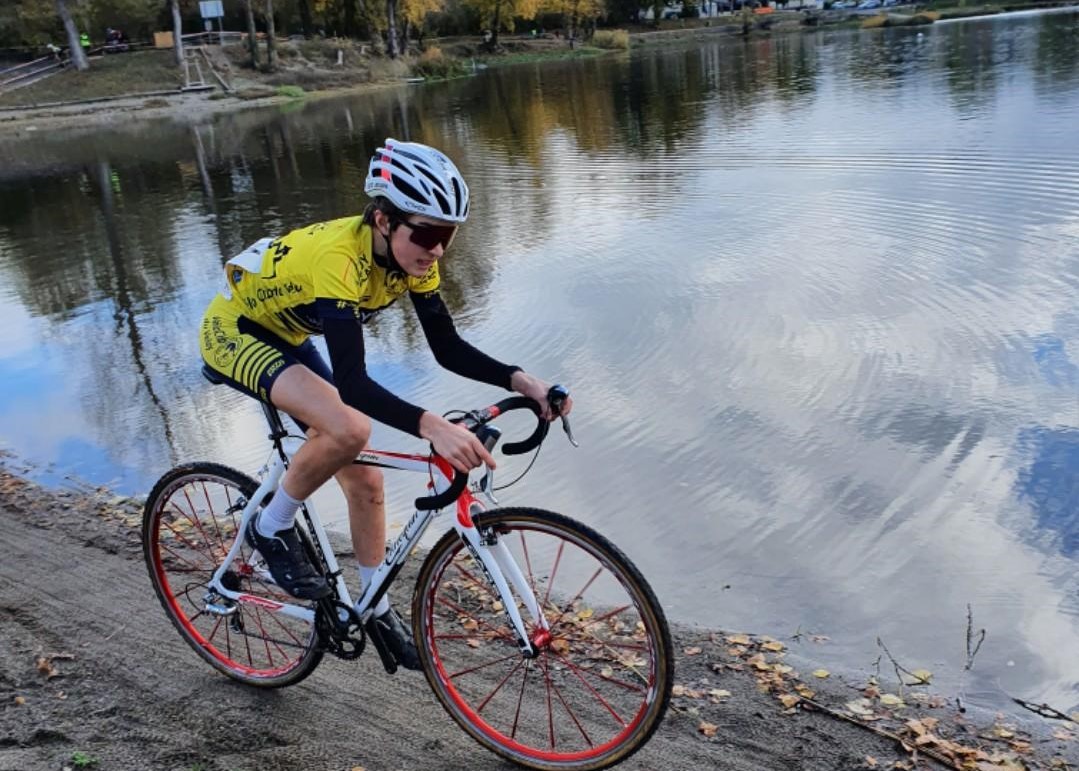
[457,522,551,659]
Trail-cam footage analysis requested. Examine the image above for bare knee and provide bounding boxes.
[324,410,371,458]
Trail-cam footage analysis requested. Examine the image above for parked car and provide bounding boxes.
[856,0,881,8]
[830,0,857,8]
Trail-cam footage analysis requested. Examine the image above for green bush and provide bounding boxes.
[592,29,630,49]
[275,84,306,98]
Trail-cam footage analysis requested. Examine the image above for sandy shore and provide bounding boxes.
[1,460,1076,771]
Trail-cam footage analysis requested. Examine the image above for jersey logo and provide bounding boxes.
[264,239,292,279]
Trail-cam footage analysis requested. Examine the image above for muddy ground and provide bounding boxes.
[1,462,1077,771]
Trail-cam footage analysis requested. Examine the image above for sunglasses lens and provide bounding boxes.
[408,223,457,250]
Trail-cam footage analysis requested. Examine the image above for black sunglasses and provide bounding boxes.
[395,218,458,251]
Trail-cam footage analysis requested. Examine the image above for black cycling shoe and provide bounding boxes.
[244,514,331,600]
[371,607,422,671]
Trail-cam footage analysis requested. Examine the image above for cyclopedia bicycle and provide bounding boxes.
[143,372,673,771]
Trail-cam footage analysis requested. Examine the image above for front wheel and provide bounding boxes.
[142,462,323,688]
[413,508,673,771]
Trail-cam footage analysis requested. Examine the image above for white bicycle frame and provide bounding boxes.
[206,436,550,655]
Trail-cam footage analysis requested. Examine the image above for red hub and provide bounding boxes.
[531,628,553,650]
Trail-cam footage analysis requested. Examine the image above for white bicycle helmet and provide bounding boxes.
[365,138,470,223]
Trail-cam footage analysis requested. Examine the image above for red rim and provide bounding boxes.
[422,522,659,763]
[149,475,315,680]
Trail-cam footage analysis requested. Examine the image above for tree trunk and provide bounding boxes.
[344,0,356,36]
[264,0,277,70]
[55,0,88,71]
[298,0,313,37]
[400,19,410,57]
[490,0,502,47]
[170,0,184,66]
[385,0,399,58]
[243,0,260,68]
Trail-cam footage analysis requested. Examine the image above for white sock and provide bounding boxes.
[257,485,302,538]
[357,564,390,616]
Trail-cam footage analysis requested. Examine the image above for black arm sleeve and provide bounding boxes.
[411,291,520,390]
[321,316,426,437]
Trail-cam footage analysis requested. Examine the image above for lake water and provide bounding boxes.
[1,8,1078,712]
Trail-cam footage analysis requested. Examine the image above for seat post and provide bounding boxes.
[260,401,289,442]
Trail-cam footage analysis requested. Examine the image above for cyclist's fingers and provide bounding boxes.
[475,440,497,470]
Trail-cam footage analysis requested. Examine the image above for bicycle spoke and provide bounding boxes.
[551,649,628,727]
[542,540,565,609]
[448,652,521,680]
[546,653,595,748]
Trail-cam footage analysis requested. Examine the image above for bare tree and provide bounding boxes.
[170,0,184,66]
[243,0,261,68]
[55,0,88,71]
[264,0,277,70]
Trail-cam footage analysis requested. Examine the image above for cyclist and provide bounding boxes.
[199,139,572,670]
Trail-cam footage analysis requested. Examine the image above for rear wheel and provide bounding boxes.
[143,463,323,687]
[413,508,672,771]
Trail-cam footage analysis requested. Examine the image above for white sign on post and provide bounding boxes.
[199,0,224,18]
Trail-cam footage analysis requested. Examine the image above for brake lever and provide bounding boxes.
[560,415,579,447]
[547,384,579,448]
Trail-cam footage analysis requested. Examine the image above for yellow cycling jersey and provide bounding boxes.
[220,215,440,346]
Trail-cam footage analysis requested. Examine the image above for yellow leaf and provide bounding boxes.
[773,664,794,675]
[461,618,479,631]
[683,646,703,656]
[13,696,26,706]
[466,638,481,648]
[880,693,905,708]
[575,607,592,620]
[812,669,830,679]
[600,667,614,678]
[726,634,751,645]
[778,693,800,709]
[865,758,878,768]
[672,684,687,697]
[762,641,785,652]
[709,688,731,700]
[993,727,1015,739]
[908,668,932,684]
[698,721,719,738]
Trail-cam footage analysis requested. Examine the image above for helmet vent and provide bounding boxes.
[392,174,426,205]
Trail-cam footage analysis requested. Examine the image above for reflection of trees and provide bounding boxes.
[1034,12,1079,90]
[941,22,999,112]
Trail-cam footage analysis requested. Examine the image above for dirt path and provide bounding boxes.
[1,466,1074,771]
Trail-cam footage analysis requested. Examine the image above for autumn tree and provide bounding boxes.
[462,0,541,48]
[242,0,260,67]
[398,0,441,52]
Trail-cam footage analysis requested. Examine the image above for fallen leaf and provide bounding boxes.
[709,688,731,701]
[846,698,874,717]
[908,668,932,684]
[683,646,702,656]
[1052,729,1075,741]
[726,634,751,646]
[865,757,878,768]
[761,641,785,652]
[880,694,905,708]
[779,693,800,709]
[466,638,481,648]
[698,721,719,738]
[13,696,26,706]
[993,727,1015,739]
[672,684,687,697]
[812,669,830,679]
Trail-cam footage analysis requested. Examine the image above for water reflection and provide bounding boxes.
[0,8,1078,711]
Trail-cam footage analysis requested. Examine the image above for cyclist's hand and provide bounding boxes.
[510,371,573,421]
[419,412,497,473]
